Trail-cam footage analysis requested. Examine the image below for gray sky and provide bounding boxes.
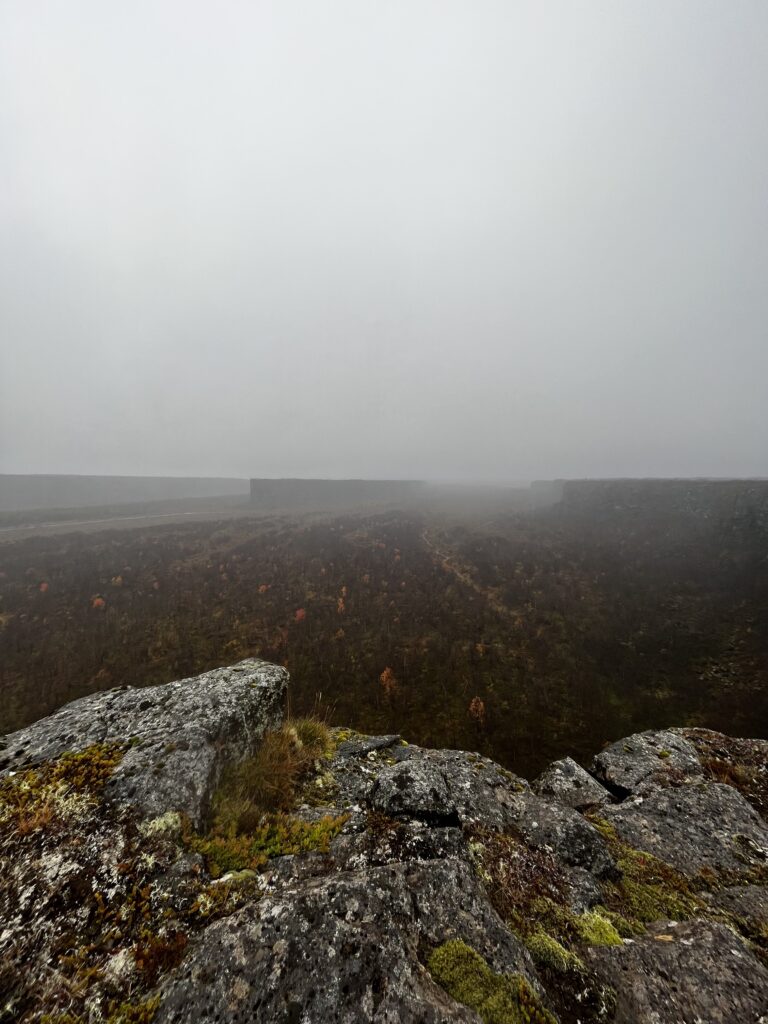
[1,1,767,481]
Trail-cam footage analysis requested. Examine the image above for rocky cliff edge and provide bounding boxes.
[1,659,767,1024]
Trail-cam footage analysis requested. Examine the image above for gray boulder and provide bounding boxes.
[586,919,768,1023]
[592,729,704,797]
[0,658,287,827]
[606,780,768,876]
[156,858,538,1024]
[533,756,612,810]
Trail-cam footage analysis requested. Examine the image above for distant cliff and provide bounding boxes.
[532,477,768,526]
[2,659,767,1023]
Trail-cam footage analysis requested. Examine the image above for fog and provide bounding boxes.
[1,1,767,481]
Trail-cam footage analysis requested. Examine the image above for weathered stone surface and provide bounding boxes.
[592,729,704,797]
[157,859,537,1024]
[533,756,612,810]
[4,659,768,1024]
[0,658,287,827]
[369,748,616,878]
[606,780,768,876]
[704,882,768,932]
[336,734,401,758]
[586,919,768,1023]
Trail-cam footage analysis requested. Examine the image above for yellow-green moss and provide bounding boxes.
[0,743,124,834]
[575,911,623,946]
[106,996,160,1024]
[189,812,348,877]
[428,940,556,1024]
[587,815,703,926]
[525,931,585,973]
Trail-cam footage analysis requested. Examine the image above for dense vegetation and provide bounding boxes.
[1,498,766,778]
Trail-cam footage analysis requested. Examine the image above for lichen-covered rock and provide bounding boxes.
[606,780,768,876]
[156,858,538,1024]
[3,660,768,1024]
[0,658,287,827]
[586,919,768,1023]
[533,757,612,810]
[592,729,704,797]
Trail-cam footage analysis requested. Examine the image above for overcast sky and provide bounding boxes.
[1,2,767,481]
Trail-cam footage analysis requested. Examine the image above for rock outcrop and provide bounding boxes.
[0,658,287,828]
[1,660,767,1024]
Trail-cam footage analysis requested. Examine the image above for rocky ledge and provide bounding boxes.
[1,659,767,1024]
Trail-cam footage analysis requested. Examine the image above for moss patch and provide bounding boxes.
[0,743,124,835]
[188,811,348,877]
[428,940,556,1024]
[587,815,703,926]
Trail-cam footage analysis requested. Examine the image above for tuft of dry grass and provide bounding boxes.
[211,718,332,835]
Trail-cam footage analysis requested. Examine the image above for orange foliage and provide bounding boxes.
[258,583,270,594]
[91,596,106,610]
[38,582,49,593]
[379,666,398,698]
[294,607,306,623]
[468,696,486,727]
[337,597,345,614]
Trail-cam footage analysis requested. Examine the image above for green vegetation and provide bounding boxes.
[186,718,346,877]
[587,815,703,925]
[428,940,556,1024]
[0,743,124,834]
[189,812,347,877]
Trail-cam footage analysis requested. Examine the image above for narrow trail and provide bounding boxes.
[420,528,520,624]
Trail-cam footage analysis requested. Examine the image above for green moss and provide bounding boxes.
[525,931,585,972]
[427,940,556,1024]
[0,743,124,834]
[575,911,623,946]
[587,815,703,926]
[657,749,671,759]
[189,812,348,877]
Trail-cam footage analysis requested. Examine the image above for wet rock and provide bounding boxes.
[586,919,768,1023]
[682,727,768,818]
[592,729,704,798]
[156,858,537,1024]
[533,756,612,810]
[0,658,287,827]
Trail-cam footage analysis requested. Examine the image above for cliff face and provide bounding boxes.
[2,661,767,1024]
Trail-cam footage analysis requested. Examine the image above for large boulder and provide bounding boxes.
[592,729,704,798]
[606,780,768,876]
[586,919,768,1024]
[156,858,538,1024]
[3,661,768,1024]
[0,658,287,827]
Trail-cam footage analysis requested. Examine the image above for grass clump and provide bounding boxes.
[428,940,556,1024]
[187,718,345,877]
[212,718,332,830]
